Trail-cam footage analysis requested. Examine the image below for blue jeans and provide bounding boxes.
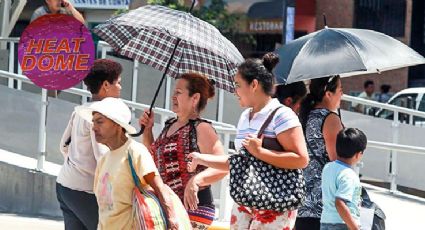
[56,182,99,230]
[320,223,349,230]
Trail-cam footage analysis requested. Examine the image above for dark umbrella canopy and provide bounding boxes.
[93,4,244,92]
[274,28,425,84]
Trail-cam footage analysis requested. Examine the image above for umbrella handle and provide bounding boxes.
[130,38,181,137]
[131,125,145,137]
[189,0,196,13]
[130,109,152,137]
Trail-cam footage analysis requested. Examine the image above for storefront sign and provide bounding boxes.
[248,19,283,33]
[285,7,295,43]
[18,14,95,90]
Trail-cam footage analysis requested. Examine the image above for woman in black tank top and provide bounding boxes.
[296,76,344,230]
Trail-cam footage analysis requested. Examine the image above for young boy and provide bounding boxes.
[320,128,367,230]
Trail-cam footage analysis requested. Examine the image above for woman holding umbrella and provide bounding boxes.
[295,76,344,230]
[139,73,228,229]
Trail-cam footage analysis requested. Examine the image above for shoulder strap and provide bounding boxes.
[191,118,212,127]
[158,117,177,139]
[128,152,143,191]
[165,117,177,126]
[257,106,282,138]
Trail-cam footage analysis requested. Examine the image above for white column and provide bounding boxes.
[8,40,14,88]
[390,111,399,193]
[217,89,224,122]
[131,61,139,118]
[17,54,22,90]
[218,132,232,221]
[37,89,48,171]
[0,0,10,44]
[165,77,171,110]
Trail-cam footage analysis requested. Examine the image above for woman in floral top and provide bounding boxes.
[139,73,227,230]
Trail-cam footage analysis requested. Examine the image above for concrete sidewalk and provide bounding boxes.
[0,213,63,230]
[363,183,425,229]
[2,184,425,229]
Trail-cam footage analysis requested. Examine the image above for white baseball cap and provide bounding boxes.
[76,97,137,134]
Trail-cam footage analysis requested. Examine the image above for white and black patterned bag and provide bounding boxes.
[229,107,305,213]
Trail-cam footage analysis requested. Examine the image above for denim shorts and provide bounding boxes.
[320,223,349,230]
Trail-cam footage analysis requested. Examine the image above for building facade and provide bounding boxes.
[317,0,413,94]
[223,0,419,94]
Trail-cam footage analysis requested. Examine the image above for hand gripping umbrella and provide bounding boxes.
[93,2,244,136]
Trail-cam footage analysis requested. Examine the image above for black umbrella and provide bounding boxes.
[274,27,425,84]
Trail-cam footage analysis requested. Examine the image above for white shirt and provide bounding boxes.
[57,103,109,192]
[353,91,376,114]
[234,98,301,151]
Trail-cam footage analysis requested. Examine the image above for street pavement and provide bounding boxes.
[0,213,63,230]
[364,183,425,229]
[1,183,425,229]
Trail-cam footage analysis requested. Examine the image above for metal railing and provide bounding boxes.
[0,68,236,221]
[0,37,22,89]
[342,94,425,192]
[98,40,229,123]
[342,94,425,121]
[1,37,236,220]
[4,36,425,216]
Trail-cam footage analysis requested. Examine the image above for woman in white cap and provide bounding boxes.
[76,97,179,230]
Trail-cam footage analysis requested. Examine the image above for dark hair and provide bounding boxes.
[381,84,391,93]
[83,59,122,94]
[237,52,279,96]
[274,82,307,106]
[336,128,367,158]
[299,75,340,131]
[178,72,215,112]
[364,80,374,88]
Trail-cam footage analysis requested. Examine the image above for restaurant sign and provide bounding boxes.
[248,19,283,33]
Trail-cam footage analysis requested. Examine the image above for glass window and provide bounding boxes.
[414,94,425,125]
[355,0,406,37]
[377,93,417,123]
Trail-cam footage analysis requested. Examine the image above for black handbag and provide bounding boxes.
[229,107,306,213]
[361,188,386,230]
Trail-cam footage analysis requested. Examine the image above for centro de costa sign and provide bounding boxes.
[18,14,95,90]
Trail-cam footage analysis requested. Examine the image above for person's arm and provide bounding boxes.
[322,113,343,161]
[188,153,229,171]
[184,122,228,210]
[62,0,85,24]
[144,173,178,230]
[59,112,75,157]
[335,198,360,230]
[30,8,42,22]
[134,146,178,229]
[139,110,155,147]
[243,126,309,169]
[192,122,228,185]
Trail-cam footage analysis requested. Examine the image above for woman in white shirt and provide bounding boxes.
[57,59,122,230]
[189,53,309,230]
